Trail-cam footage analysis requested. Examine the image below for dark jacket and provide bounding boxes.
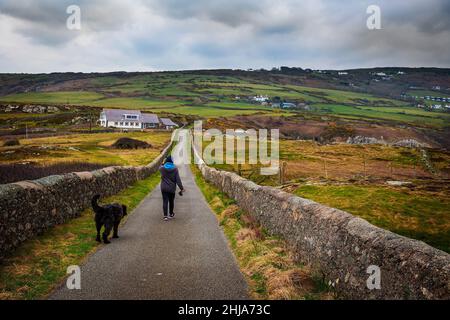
[159,162,183,194]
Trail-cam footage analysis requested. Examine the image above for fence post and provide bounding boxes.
[279,161,287,185]
[363,154,366,178]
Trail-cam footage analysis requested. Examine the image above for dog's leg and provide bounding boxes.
[113,220,120,238]
[103,221,113,244]
[95,219,102,242]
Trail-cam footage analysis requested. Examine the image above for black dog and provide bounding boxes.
[91,194,127,244]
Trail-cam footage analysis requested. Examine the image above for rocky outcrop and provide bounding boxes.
[0,104,78,114]
[346,136,384,145]
[193,143,450,300]
[346,136,429,149]
[0,141,172,261]
[393,139,428,148]
[1,104,60,113]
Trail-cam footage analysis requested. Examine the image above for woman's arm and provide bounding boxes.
[175,169,184,191]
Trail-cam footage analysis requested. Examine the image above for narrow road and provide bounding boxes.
[49,137,248,300]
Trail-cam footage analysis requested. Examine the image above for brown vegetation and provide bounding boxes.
[0,162,112,184]
[2,138,20,147]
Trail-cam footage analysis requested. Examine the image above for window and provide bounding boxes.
[115,122,118,126]
[125,122,129,126]
[120,122,123,126]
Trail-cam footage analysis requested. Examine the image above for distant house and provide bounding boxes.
[271,103,281,108]
[338,72,348,75]
[160,118,179,130]
[99,108,160,129]
[271,102,297,109]
[251,95,269,103]
[280,102,297,109]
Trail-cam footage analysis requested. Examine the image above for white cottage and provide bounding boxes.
[99,109,159,129]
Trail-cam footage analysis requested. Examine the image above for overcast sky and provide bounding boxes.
[0,0,449,73]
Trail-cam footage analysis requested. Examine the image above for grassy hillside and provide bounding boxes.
[3,70,447,126]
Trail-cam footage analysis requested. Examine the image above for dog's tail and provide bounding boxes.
[91,194,102,213]
[122,205,128,216]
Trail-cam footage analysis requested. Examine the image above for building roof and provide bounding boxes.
[281,102,297,108]
[141,113,159,124]
[102,109,141,122]
[160,118,178,127]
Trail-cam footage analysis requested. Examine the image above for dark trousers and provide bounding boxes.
[162,191,175,217]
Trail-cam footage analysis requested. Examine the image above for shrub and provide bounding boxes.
[3,139,20,147]
[319,123,355,143]
[111,137,151,149]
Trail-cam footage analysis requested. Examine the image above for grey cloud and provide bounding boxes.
[0,0,449,71]
[147,0,264,27]
[0,0,135,45]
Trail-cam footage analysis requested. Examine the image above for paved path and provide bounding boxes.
[50,141,248,299]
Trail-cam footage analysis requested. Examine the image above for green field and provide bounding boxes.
[313,104,450,127]
[0,91,104,104]
[294,185,450,253]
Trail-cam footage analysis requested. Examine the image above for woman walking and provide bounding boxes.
[159,155,184,221]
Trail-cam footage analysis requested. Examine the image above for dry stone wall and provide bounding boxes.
[193,144,450,299]
[0,141,172,261]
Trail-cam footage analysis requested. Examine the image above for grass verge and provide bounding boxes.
[294,185,450,253]
[0,172,161,300]
[191,164,333,300]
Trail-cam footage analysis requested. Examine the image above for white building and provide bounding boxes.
[99,109,160,129]
[252,95,269,103]
[160,118,179,130]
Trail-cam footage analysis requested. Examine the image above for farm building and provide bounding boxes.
[99,109,177,130]
[160,118,179,130]
[280,102,297,109]
[141,113,160,129]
